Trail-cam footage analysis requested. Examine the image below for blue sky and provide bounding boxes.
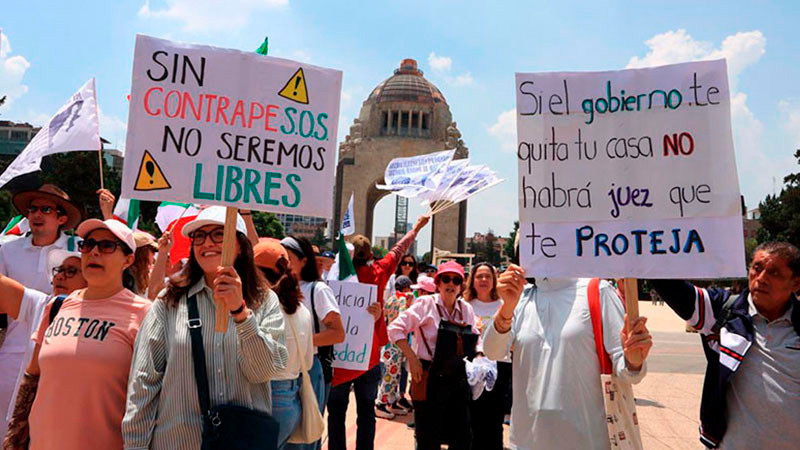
[2,1,799,249]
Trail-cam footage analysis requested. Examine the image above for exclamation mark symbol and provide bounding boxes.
[293,76,301,97]
[145,161,155,184]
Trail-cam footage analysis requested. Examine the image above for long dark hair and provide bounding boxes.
[464,262,498,302]
[259,262,301,315]
[286,235,320,282]
[395,254,418,282]
[164,231,268,308]
[130,246,154,295]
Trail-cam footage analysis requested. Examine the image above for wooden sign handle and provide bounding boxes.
[624,278,642,362]
[215,207,239,333]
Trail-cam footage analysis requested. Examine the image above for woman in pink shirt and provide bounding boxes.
[3,219,151,450]
[387,261,480,450]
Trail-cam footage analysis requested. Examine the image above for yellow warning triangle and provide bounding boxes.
[134,150,172,191]
[278,68,309,104]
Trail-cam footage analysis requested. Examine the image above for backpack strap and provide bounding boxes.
[48,295,68,324]
[587,278,613,375]
[309,281,320,334]
[710,293,739,336]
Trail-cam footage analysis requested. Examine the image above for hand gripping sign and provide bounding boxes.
[516,60,745,280]
[122,35,342,219]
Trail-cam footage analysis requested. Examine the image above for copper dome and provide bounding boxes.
[367,59,447,105]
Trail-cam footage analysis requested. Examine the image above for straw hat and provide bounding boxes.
[12,184,83,230]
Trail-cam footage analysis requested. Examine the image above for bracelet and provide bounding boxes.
[230,301,246,316]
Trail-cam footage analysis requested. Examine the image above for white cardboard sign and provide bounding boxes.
[328,280,376,371]
[122,35,342,218]
[516,59,745,278]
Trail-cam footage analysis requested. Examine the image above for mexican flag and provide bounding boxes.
[113,198,140,229]
[2,215,28,236]
[155,202,199,232]
[337,234,358,282]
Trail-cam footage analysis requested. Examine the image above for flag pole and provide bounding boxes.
[215,207,239,332]
[98,141,105,190]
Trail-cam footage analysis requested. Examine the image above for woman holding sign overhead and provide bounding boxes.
[387,261,480,450]
[122,207,288,450]
[483,265,653,450]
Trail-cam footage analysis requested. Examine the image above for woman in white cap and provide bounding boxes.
[3,218,150,450]
[0,248,87,441]
[122,206,288,450]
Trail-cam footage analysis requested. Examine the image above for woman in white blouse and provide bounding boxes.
[254,238,315,449]
[484,265,653,450]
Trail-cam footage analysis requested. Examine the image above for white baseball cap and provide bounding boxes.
[76,219,137,253]
[181,206,246,237]
[47,248,82,281]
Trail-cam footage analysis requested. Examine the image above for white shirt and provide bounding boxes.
[274,304,315,381]
[0,233,70,293]
[299,280,340,354]
[1,288,50,432]
[484,278,646,450]
[383,273,397,301]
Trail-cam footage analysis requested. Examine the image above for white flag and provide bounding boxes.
[375,149,455,194]
[0,78,101,188]
[340,193,355,236]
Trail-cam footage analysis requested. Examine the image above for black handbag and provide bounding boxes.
[187,294,280,450]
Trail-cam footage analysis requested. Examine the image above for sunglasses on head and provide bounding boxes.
[190,228,225,245]
[439,274,463,285]
[78,238,125,254]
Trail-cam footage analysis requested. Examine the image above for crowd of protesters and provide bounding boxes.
[0,181,797,450]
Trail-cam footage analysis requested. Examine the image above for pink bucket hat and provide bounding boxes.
[411,274,436,293]
[434,261,465,283]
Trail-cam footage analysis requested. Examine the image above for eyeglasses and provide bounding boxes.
[52,266,81,278]
[27,205,57,215]
[400,261,415,267]
[78,238,125,254]
[190,228,225,245]
[439,275,463,285]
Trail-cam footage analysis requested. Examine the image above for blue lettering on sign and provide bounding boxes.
[575,225,705,257]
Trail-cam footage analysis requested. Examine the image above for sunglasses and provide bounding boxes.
[78,238,126,254]
[27,205,58,215]
[439,275,463,285]
[400,261,415,267]
[52,266,81,278]
[190,228,225,245]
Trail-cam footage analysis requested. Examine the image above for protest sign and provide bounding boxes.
[516,59,745,278]
[328,280,376,371]
[376,149,454,194]
[121,35,342,218]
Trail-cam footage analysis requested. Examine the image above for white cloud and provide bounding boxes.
[139,0,288,32]
[779,99,800,148]
[488,109,516,153]
[627,29,777,205]
[427,52,474,87]
[98,108,128,152]
[0,31,31,112]
[428,52,452,73]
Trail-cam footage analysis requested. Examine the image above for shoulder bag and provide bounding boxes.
[285,313,325,444]
[588,279,644,450]
[187,294,280,450]
[309,281,335,383]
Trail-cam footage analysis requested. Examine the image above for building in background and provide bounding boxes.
[465,231,511,267]
[277,213,328,242]
[0,121,40,156]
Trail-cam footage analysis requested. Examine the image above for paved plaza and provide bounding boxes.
[322,302,707,449]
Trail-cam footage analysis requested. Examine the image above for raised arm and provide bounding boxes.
[97,188,116,221]
[147,231,173,300]
[373,215,429,274]
[0,273,26,319]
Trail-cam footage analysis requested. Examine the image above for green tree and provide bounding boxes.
[504,221,519,260]
[252,211,285,239]
[757,149,800,247]
[311,227,327,248]
[372,245,387,258]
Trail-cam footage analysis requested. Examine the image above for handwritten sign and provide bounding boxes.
[328,280,376,371]
[122,35,342,218]
[516,60,746,278]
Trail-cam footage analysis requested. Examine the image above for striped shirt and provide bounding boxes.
[122,279,288,450]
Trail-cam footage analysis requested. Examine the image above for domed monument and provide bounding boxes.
[334,58,469,253]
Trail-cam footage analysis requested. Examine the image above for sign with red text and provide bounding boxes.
[516,60,745,278]
[328,280,376,372]
[122,35,342,218]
